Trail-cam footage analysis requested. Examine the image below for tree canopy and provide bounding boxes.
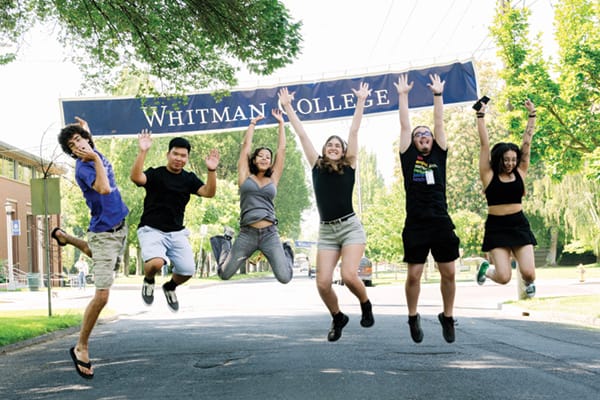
[490,0,599,178]
[1,0,302,94]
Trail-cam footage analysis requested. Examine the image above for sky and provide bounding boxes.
[0,0,558,185]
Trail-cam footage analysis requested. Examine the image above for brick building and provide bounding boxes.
[1,140,65,289]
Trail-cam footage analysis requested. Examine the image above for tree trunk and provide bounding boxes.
[546,227,558,266]
[123,248,129,276]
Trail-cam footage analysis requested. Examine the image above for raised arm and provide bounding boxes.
[518,99,536,179]
[270,109,286,186]
[238,115,264,186]
[476,104,493,189]
[394,74,414,154]
[72,117,110,194]
[428,73,446,150]
[197,149,220,198]
[130,130,151,186]
[345,82,371,166]
[278,88,319,167]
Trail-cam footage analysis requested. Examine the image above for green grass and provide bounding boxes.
[0,310,83,347]
[508,295,600,321]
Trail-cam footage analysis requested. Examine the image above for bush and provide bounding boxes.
[558,251,597,266]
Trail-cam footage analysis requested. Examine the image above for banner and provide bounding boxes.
[60,60,478,136]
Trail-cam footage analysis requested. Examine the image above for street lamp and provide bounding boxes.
[4,201,15,290]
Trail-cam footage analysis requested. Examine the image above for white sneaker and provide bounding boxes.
[525,282,536,298]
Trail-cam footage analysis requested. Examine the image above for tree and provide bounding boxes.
[490,0,600,178]
[0,0,302,94]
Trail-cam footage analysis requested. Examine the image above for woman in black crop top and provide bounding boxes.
[279,82,374,342]
[476,99,538,298]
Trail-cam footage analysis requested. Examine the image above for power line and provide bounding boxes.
[368,0,396,59]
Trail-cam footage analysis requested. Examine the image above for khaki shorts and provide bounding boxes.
[318,215,366,250]
[87,226,128,289]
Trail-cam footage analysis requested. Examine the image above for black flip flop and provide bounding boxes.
[51,227,67,247]
[69,347,94,380]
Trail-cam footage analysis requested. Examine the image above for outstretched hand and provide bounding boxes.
[205,149,220,171]
[271,108,284,123]
[137,129,152,152]
[351,82,371,100]
[427,73,445,94]
[278,88,295,107]
[524,99,535,113]
[394,74,414,94]
[74,117,90,134]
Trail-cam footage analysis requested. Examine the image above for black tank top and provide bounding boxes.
[485,170,524,206]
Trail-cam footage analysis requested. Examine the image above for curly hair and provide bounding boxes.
[249,147,273,177]
[316,135,354,174]
[490,142,521,174]
[58,124,95,159]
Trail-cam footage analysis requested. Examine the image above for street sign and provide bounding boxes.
[11,219,20,236]
[294,241,316,248]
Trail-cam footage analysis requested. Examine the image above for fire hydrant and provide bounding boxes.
[577,264,586,282]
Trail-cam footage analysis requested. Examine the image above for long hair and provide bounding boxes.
[58,125,95,159]
[490,142,521,174]
[249,146,274,177]
[316,135,354,174]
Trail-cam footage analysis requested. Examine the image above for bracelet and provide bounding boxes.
[433,92,443,96]
[528,113,536,118]
[207,168,217,172]
[476,112,485,118]
[249,122,256,126]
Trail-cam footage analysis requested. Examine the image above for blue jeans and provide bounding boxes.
[217,225,293,283]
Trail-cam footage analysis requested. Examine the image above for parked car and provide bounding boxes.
[333,257,373,287]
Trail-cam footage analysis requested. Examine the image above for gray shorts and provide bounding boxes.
[87,225,128,289]
[317,215,366,250]
[137,226,195,276]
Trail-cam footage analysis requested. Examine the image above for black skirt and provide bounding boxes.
[481,211,537,252]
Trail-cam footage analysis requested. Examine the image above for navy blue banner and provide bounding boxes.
[60,61,478,136]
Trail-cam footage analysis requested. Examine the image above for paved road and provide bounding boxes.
[1,275,599,399]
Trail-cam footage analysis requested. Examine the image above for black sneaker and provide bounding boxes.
[438,312,456,343]
[163,283,179,312]
[408,314,424,343]
[283,241,294,263]
[360,300,374,327]
[327,312,349,342]
[141,280,154,305]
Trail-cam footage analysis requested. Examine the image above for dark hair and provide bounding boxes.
[169,137,191,153]
[58,124,95,159]
[316,135,353,174]
[490,142,521,174]
[249,146,274,177]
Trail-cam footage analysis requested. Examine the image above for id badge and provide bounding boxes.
[425,170,435,185]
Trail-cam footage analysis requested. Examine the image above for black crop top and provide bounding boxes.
[485,170,524,206]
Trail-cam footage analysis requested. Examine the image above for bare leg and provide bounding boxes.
[405,263,424,316]
[52,228,92,258]
[339,244,368,303]
[74,288,109,376]
[316,250,341,314]
[437,261,456,316]
[513,245,536,283]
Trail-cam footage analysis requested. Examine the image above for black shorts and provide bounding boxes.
[482,211,536,252]
[402,227,460,264]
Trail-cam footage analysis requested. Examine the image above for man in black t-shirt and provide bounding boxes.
[395,73,460,344]
[131,132,219,311]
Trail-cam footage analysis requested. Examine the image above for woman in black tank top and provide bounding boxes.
[279,83,375,342]
[476,98,538,298]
